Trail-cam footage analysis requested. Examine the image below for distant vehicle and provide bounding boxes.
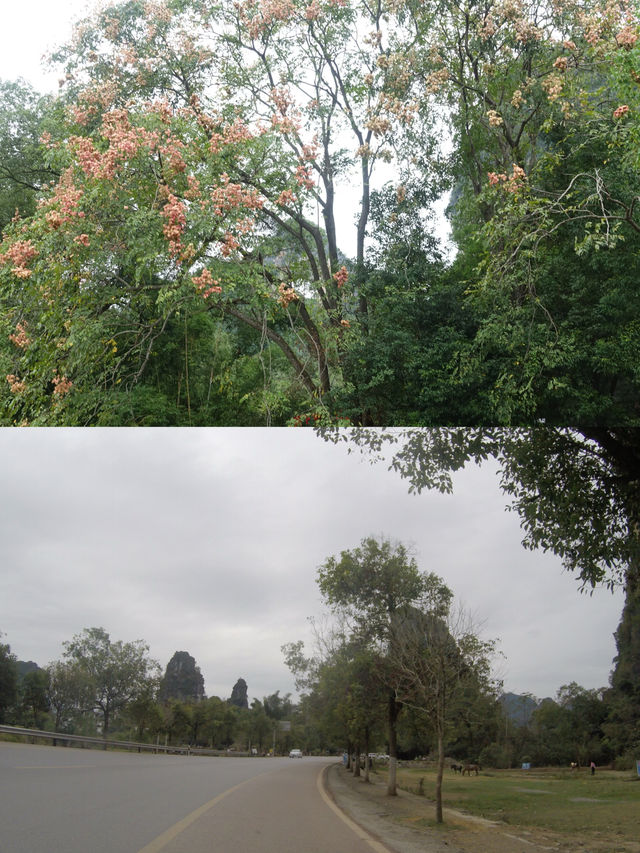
[289,748,303,758]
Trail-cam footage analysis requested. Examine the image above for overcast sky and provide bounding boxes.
[0,0,90,93]
[0,428,625,704]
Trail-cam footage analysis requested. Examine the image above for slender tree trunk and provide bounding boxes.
[387,692,400,796]
[435,728,445,824]
[363,727,371,783]
[353,743,361,777]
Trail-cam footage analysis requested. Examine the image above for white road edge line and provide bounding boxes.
[317,764,394,853]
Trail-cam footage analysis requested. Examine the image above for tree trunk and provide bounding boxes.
[435,729,445,824]
[387,692,400,796]
[363,727,371,783]
[353,743,361,777]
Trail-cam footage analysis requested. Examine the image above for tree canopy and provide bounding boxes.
[0,0,637,424]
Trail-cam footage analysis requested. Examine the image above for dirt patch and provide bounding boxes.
[325,764,640,853]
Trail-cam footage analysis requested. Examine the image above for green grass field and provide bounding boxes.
[395,765,640,845]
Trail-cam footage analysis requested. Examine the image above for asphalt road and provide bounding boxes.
[0,742,389,853]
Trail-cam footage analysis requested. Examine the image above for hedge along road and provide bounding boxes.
[0,742,390,853]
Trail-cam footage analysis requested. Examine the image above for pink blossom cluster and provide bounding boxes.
[237,0,296,39]
[276,188,297,206]
[159,135,187,174]
[72,109,159,181]
[271,113,301,133]
[52,372,73,396]
[102,108,159,160]
[424,67,449,95]
[1,239,38,278]
[69,104,96,126]
[9,322,30,349]
[616,26,638,48]
[161,194,187,257]
[378,93,418,125]
[301,140,319,161]
[487,164,527,192]
[271,86,294,115]
[278,282,298,307]
[185,175,202,201]
[211,175,264,216]
[479,13,497,39]
[77,81,118,112]
[295,163,315,188]
[613,104,629,118]
[333,265,349,288]
[42,171,85,230]
[221,232,240,256]
[305,0,321,19]
[144,0,172,23]
[268,86,302,133]
[192,268,222,298]
[6,374,26,394]
[513,17,542,43]
[208,117,254,154]
[365,114,392,136]
[74,234,91,247]
[149,98,174,124]
[541,72,564,102]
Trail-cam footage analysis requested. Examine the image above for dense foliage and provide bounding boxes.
[0,0,638,424]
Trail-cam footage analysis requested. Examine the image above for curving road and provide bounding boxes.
[0,742,389,853]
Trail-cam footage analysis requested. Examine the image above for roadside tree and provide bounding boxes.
[0,637,18,723]
[389,600,498,823]
[61,627,160,737]
[317,535,451,795]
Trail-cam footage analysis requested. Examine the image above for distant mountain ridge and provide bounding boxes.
[499,692,553,725]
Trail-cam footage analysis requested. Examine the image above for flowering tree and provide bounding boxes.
[1,0,638,424]
[408,0,640,422]
[0,0,434,424]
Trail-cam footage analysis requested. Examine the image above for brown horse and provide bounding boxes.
[462,763,481,775]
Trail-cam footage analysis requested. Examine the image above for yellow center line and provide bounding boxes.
[136,774,263,853]
[316,764,392,853]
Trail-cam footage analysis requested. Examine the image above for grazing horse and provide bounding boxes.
[450,763,463,773]
[462,763,480,775]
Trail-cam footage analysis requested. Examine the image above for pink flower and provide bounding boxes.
[613,105,629,119]
[192,268,222,298]
[1,238,38,277]
[276,189,297,206]
[9,323,31,349]
[161,194,187,257]
[6,374,26,394]
[333,265,349,288]
[52,372,73,396]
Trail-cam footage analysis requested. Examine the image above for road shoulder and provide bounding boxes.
[323,762,464,853]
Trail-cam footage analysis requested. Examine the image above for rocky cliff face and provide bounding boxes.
[159,651,205,702]
[229,677,248,708]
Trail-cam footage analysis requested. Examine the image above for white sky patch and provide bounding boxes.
[0,428,625,705]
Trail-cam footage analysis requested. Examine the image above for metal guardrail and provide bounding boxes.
[0,724,250,757]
